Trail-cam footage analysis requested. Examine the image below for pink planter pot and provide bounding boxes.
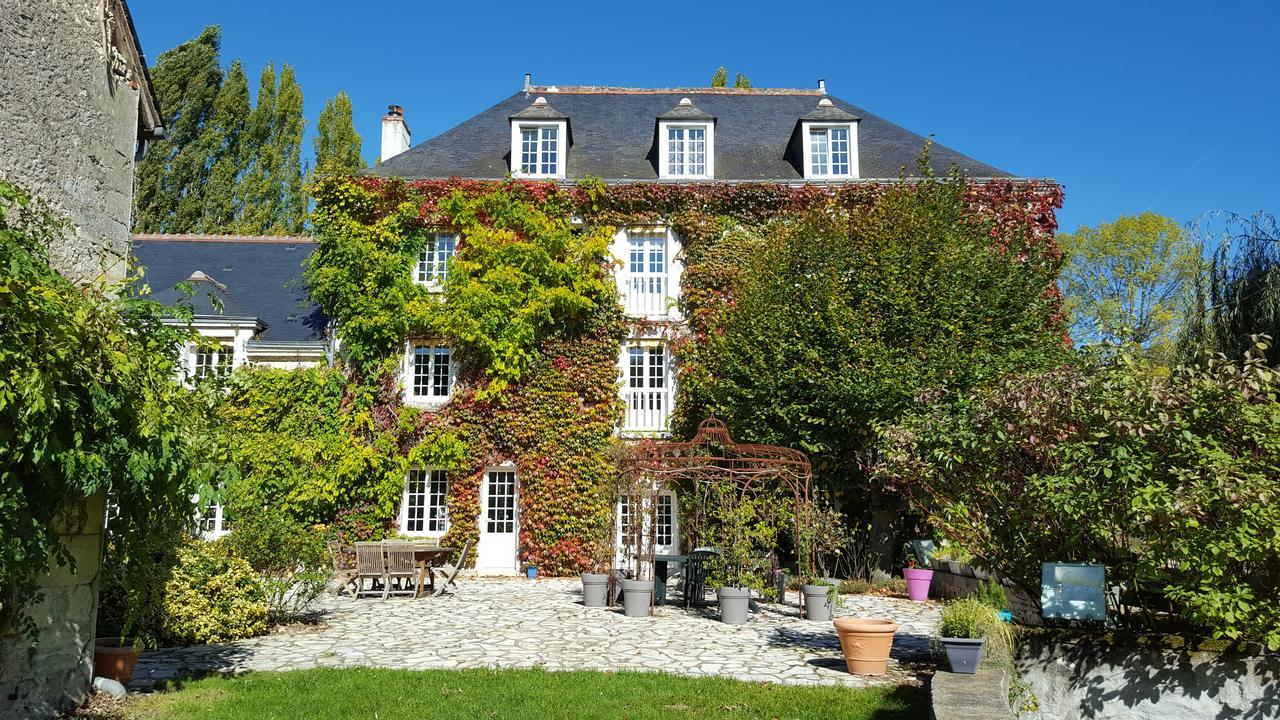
[903,568,933,602]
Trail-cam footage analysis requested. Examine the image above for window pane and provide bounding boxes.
[656,494,673,546]
[521,128,538,173]
[431,347,451,397]
[668,127,684,175]
[628,346,645,388]
[427,469,449,532]
[413,345,431,396]
[648,346,665,388]
[810,129,829,175]
[830,127,849,175]
[688,128,705,175]
[540,127,558,175]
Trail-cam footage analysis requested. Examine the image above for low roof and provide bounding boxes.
[130,235,327,342]
[376,86,1010,181]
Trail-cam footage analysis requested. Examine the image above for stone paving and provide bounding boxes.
[132,578,939,690]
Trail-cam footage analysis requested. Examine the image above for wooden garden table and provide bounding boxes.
[413,547,454,598]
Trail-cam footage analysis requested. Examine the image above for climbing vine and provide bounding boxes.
[274,170,1063,574]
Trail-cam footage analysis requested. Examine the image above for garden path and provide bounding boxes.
[130,578,939,690]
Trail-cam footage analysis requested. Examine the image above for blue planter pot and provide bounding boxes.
[998,610,1012,623]
[526,567,538,579]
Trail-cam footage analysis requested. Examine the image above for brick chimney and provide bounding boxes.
[381,104,411,162]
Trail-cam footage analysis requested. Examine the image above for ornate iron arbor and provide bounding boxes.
[611,417,814,593]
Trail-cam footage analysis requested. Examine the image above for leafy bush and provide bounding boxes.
[879,347,1280,648]
[161,541,268,644]
[972,579,1008,612]
[221,513,330,623]
[327,502,393,545]
[837,577,908,597]
[937,598,1015,661]
[0,179,214,641]
[703,485,788,592]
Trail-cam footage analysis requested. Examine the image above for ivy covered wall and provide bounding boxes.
[258,171,1065,575]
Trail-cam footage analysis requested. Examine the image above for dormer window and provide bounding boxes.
[798,99,860,180]
[510,97,568,179]
[808,126,851,177]
[657,98,715,180]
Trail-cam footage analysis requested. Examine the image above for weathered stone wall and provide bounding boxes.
[928,563,1041,626]
[932,666,1015,720]
[0,0,141,285]
[1015,631,1280,720]
[0,494,108,717]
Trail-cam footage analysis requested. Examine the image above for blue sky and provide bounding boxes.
[129,0,1278,234]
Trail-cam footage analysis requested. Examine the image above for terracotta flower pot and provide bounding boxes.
[833,618,897,675]
[94,637,142,685]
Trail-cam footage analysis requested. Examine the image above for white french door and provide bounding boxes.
[476,468,519,574]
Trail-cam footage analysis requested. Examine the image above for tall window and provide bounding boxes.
[628,345,666,392]
[193,344,232,381]
[403,468,449,535]
[416,233,457,285]
[809,126,851,177]
[485,470,517,533]
[667,126,706,176]
[520,126,558,176]
[656,493,674,547]
[409,343,453,401]
[624,230,668,316]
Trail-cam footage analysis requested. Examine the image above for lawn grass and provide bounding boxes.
[123,667,927,720]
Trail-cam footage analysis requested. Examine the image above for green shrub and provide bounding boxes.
[162,541,268,644]
[838,577,908,597]
[972,579,1008,612]
[879,348,1280,648]
[222,513,330,623]
[937,598,1015,661]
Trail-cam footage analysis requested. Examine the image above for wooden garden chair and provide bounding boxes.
[431,538,472,597]
[328,540,358,596]
[384,542,418,598]
[353,542,387,599]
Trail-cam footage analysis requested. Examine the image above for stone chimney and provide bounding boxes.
[381,104,411,162]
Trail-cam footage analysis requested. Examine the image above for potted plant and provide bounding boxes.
[935,598,1014,674]
[705,486,779,625]
[795,497,850,621]
[619,576,654,617]
[800,578,837,621]
[93,636,144,685]
[834,618,898,675]
[903,556,933,602]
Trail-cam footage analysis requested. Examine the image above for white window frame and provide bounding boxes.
[510,120,567,179]
[400,467,449,537]
[658,120,714,180]
[619,340,674,435]
[612,226,684,320]
[190,343,233,383]
[414,232,457,290]
[194,494,229,540]
[614,488,679,560]
[403,341,455,406]
[801,122,859,180]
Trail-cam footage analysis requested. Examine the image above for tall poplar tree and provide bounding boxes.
[233,64,307,235]
[314,91,364,174]
[274,66,307,234]
[133,26,223,233]
[199,60,250,232]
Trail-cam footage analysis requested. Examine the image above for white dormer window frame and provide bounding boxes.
[802,121,860,180]
[510,120,567,179]
[658,120,714,180]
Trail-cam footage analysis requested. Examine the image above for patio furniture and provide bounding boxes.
[328,540,357,596]
[683,547,721,609]
[654,554,686,606]
[412,546,454,598]
[353,542,388,599]
[384,542,418,598]
[431,538,472,597]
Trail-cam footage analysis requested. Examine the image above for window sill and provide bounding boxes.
[404,396,451,409]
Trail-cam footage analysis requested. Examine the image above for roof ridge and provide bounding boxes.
[529,85,824,96]
[131,233,315,244]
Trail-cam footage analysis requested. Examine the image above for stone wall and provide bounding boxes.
[932,666,1015,720]
[0,0,142,285]
[0,494,108,717]
[927,563,1041,626]
[1015,631,1280,720]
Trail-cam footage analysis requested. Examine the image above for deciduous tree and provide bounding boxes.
[314,91,365,175]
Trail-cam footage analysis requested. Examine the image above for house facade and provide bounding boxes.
[130,234,332,538]
[369,80,1014,574]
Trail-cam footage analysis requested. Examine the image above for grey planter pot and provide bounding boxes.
[581,573,610,608]
[717,587,751,625]
[620,578,653,617]
[946,560,964,576]
[940,636,985,674]
[801,584,834,621]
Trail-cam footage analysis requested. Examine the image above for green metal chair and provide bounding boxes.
[684,547,721,609]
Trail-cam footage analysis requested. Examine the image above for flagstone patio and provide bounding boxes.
[130,578,940,690]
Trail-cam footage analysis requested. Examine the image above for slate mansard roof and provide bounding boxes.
[130,235,328,342]
[377,86,1011,182]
